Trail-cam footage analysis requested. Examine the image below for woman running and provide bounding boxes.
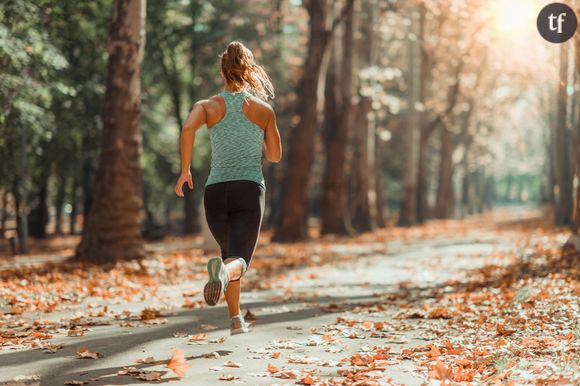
[174,41,282,335]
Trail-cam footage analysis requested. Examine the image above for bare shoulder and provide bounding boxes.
[247,95,274,118]
[195,97,221,110]
[200,96,226,127]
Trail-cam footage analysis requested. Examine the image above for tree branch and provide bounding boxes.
[330,0,354,32]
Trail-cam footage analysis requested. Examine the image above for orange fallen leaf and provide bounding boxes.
[166,349,191,378]
[428,360,453,381]
[188,333,208,341]
[76,346,102,359]
[267,363,280,373]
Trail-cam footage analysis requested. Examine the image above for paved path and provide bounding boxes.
[0,211,534,386]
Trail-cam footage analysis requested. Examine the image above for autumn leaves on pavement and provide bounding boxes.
[0,210,578,384]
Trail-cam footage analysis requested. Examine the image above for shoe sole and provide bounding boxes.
[204,257,224,306]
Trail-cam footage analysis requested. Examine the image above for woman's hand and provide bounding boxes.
[174,171,194,197]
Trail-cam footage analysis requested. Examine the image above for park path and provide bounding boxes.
[0,208,552,385]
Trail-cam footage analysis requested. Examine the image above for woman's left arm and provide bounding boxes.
[174,102,207,197]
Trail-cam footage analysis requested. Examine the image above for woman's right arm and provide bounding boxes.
[174,101,207,197]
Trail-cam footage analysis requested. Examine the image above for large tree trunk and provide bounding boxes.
[349,0,376,232]
[28,171,50,238]
[415,3,430,224]
[350,97,376,232]
[554,42,572,226]
[321,1,356,235]
[398,5,421,227]
[77,0,146,263]
[434,124,453,219]
[272,1,334,242]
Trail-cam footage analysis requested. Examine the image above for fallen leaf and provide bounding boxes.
[223,360,242,368]
[267,363,280,373]
[166,349,191,378]
[188,333,208,341]
[200,324,217,331]
[218,374,240,381]
[76,347,102,359]
[135,356,155,364]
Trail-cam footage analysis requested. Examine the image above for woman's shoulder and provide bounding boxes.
[245,95,274,117]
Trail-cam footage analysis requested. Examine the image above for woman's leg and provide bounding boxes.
[223,271,241,318]
[226,181,265,272]
[203,185,230,306]
[224,181,265,318]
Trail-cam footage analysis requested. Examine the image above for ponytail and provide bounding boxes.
[220,41,275,100]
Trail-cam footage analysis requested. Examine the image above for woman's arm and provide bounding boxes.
[263,107,282,163]
[174,102,207,197]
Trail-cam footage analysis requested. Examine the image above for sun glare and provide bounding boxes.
[493,0,537,38]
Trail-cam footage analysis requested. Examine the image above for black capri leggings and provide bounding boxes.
[203,180,265,273]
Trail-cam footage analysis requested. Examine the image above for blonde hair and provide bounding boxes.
[220,41,275,100]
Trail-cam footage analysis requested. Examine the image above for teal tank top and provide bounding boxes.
[205,90,265,189]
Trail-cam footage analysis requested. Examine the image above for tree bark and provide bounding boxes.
[415,2,430,224]
[554,42,572,226]
[0,190,8,238]
[70,174,78,235]
[28,171,50,238]
[398,6,421,227]
[77,0,146,263]
[272,0,353,242]
[349,0,376,232]
[375,130,386,227]
[434,124,453,219]
[321,0,356,235]
[54,175,66,236]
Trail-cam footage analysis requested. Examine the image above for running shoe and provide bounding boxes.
[230,314,250,335]
[203,256,228,306]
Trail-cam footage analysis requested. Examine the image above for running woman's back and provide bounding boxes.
[206,90,265,189]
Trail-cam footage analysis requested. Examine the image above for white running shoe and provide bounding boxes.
[203,257,228,306]
[230,314,250,335]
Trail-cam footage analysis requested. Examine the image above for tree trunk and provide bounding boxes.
[272,1,333,242]
[349,0,376,232]
[350,98,375,231]
[70,174,78,235]
[28,171,50,238]
[15,117,30,253]
[554,41,572,226]
[54,175,67,236]
[0,190,8,238]
[77,0,146,263]
[434,124,453,219]
[375,130,386,227]
[416,129,430,222]
[398,6,421,227]
[12,177,29,254]
[321,1,356,236]
[415,3,430,224]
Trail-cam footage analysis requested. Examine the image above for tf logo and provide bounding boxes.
[537,2,578,43]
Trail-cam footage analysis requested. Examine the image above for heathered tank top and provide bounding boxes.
[205,90,265,189]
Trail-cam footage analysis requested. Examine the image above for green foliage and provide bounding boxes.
[0,0,68,187]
